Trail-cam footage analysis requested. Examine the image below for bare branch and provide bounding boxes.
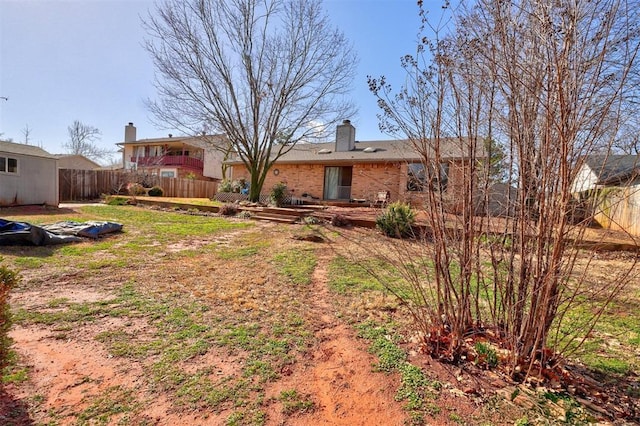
[143,0,357,201]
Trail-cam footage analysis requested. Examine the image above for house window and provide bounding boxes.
[160,170,175,178]
[0,156,18,174]
[407,162,448,192]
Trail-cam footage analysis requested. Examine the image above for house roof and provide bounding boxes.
[0,140,57,159]
[53,154,102,169]
[225,137,480,165]
[116,134,227,150]
[583,154,640,185]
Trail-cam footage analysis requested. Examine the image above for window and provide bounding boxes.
[0,156,18,174]
[160,170,175,178]
[407,162,448,192]
[8,158,17,173]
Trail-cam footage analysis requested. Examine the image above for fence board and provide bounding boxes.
[59,169,217,201]
[592,185,640,236]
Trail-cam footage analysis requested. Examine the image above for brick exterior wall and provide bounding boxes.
[229,159,473,207]
[231,162,406,202]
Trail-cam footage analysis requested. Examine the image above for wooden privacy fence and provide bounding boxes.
[59,169,218,201]
[592,185,640,236]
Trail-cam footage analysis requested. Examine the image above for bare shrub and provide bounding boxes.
[219,204,239,216]
[362,0,640,380]
[330,214,350,227]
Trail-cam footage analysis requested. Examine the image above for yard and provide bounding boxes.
[0,204,638,425]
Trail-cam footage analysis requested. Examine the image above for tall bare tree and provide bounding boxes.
[63,120,111,162]
[364,0,639,380]
[144,0,357,201]
[21,124,32,145]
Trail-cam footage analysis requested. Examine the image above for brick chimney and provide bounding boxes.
[335,119,355,152]
[125,122,136,142]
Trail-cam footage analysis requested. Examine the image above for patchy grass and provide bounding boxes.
[271,247,317,285]
[2,205,638,425]
[277,389,315,415]
[10,276,314,420]
[557,292,640,391]
[76,385,140,426]
[356,321,441,422]
[0,205,251,271]
[327,256,387,294]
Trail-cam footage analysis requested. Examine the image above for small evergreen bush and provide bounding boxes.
[218,179,232,193]
[0,258,19,380]
[148,186,164,197]
[375,202,416,238]
[270,182,288,207]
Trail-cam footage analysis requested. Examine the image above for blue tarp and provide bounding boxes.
[0,219,123,246]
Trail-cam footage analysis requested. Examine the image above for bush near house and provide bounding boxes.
[376,202,416,238]
[270,182,288,207]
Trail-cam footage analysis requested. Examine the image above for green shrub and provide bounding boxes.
[127,183,146,196]
[375,202,416,238]
[474,342,499,369]
[0,258,19,380]
[219,203,239,216]
[148,186,164,197]
[270,182,288,207]
[218,179,232,193]
[105,196,128,206]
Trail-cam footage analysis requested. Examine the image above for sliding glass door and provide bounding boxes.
[323,166,352,200]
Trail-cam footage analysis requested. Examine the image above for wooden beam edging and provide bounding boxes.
[130,199,639,252]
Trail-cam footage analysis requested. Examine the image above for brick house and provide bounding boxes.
[117,123,227,180]
[226,120,480,206]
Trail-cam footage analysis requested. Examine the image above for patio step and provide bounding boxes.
[250,212,300,224]
[260,207,310,217]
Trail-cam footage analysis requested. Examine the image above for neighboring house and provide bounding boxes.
[0,140,59,206]
[572,155,640,193]
[572,154,640,235]
[54,154,101,170]
[226,120,482,208]
[116,122,226,180]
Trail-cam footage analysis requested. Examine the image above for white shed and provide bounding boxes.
[0,140,59,206]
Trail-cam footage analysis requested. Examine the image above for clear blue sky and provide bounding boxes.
[0,0,434,161]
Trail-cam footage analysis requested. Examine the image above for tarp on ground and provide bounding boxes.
[41,221,123,239]
[0,219,123,246]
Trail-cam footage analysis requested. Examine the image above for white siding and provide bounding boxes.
[0,153,58,206]
[571,165,598,193]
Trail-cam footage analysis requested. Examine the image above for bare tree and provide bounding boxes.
[363,0,640,381]
[21,124,32,145]
[143,0,357,201]
[63,120,111,162]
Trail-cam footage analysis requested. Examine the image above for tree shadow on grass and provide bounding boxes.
[0,206,78,217]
